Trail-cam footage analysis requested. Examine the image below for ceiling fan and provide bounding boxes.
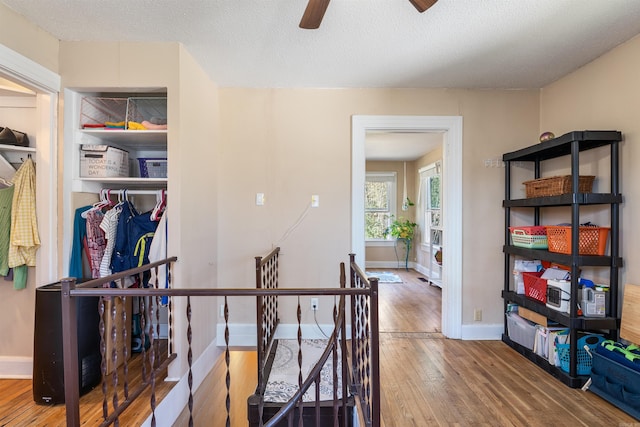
[299,0,438,29]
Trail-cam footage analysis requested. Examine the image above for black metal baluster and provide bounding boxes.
[225,296,231,427]
[187,295,194,427]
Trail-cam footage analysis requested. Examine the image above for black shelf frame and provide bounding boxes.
[502,291,619,330]
[501,335,589,389]
[502,129,622,387]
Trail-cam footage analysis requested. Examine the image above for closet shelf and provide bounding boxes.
[0,143,36,153]
[78,177,167,187]
[79,129,166,150]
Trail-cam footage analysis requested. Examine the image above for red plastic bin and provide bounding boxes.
[522,271,547,304]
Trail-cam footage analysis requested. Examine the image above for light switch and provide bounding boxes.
[256,193,265,206]
[311,195,319,207]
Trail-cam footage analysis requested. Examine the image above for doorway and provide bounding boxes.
[351,115,463,339]
[0,43,60,377]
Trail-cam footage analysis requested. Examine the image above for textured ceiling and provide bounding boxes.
[3,0,640,89]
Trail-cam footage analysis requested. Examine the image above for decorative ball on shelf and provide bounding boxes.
[539,131,555,142]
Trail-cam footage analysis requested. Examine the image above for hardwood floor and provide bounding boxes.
[0,345,176,427]
[1,269,636,426]
[372,268,636,427]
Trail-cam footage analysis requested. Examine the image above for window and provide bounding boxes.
[420,163,442,246]
[365,172,397,241]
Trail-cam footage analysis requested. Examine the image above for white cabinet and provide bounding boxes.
[64,89,168,193]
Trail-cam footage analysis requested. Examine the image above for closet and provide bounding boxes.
[62,88,169,343]
[0,43,60,377]
[63,88,168,274]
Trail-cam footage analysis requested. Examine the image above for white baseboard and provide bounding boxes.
[460,323,503,340]
[364,261,416,269]
[0,356,32,379]
[143,336,222,426]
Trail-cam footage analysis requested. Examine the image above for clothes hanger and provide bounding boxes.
[0,176,12,188]
[150,189,166,221]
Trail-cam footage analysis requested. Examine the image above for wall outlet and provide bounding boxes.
[473,308,482,321]
[311,195,319,207]
[311,298,319,311]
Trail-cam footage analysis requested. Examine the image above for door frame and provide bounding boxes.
[0,43,60,284]
[351,115,463,339]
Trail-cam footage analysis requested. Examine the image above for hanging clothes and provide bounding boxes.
[85,209,106,279]
[0,185,15,277]
[148,211,168,304]
[111,199,157,286]
[69,205,91,279]
[99,204,122,278]
[8,157,39,289]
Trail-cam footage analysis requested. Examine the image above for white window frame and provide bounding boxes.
[365,172,397,244]
[419,162,442,249]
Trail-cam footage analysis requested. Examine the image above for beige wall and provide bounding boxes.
[540,34,640,293]
[365,160,417,264]
[219,88,540,325]
[59,41,220,374]
[0,3,59,74]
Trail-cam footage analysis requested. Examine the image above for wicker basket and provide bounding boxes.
[546,225,610,255]
[523,175,595,198]
[522,271,547,303]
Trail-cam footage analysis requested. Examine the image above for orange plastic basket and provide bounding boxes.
[522,271,547,304]
[546,225,610,255]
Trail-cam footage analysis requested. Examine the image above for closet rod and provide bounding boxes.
[101,189,167,196]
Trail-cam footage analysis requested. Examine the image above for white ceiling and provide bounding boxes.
[4,0,640,160]
[3,0,640,90]
[366,131,443,161]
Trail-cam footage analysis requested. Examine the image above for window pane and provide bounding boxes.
[365,181,390,210]
[365,212,390,239]
[430,175,440,209]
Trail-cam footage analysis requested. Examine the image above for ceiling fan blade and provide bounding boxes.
[408,0,438,13]
[299,0,330,29]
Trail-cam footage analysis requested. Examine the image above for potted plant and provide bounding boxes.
[384,217,418,241]
[384,217,418,270]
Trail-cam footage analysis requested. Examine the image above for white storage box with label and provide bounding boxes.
[80,145,129,177]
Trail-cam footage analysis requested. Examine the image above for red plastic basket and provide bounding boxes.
[522,271,547,303]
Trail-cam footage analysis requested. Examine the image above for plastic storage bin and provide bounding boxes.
[546,225,610,255]
[509,226,548,249]
[138,158,167,178]
[522,271,548,303]
[556,334,604,375]
[506,312,537,350]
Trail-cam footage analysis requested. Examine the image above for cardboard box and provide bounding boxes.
[80,145,129,177]
[518,306,548,327]
[102,297,132,374]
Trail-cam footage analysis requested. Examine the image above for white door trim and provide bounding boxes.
[351,115,463,339]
